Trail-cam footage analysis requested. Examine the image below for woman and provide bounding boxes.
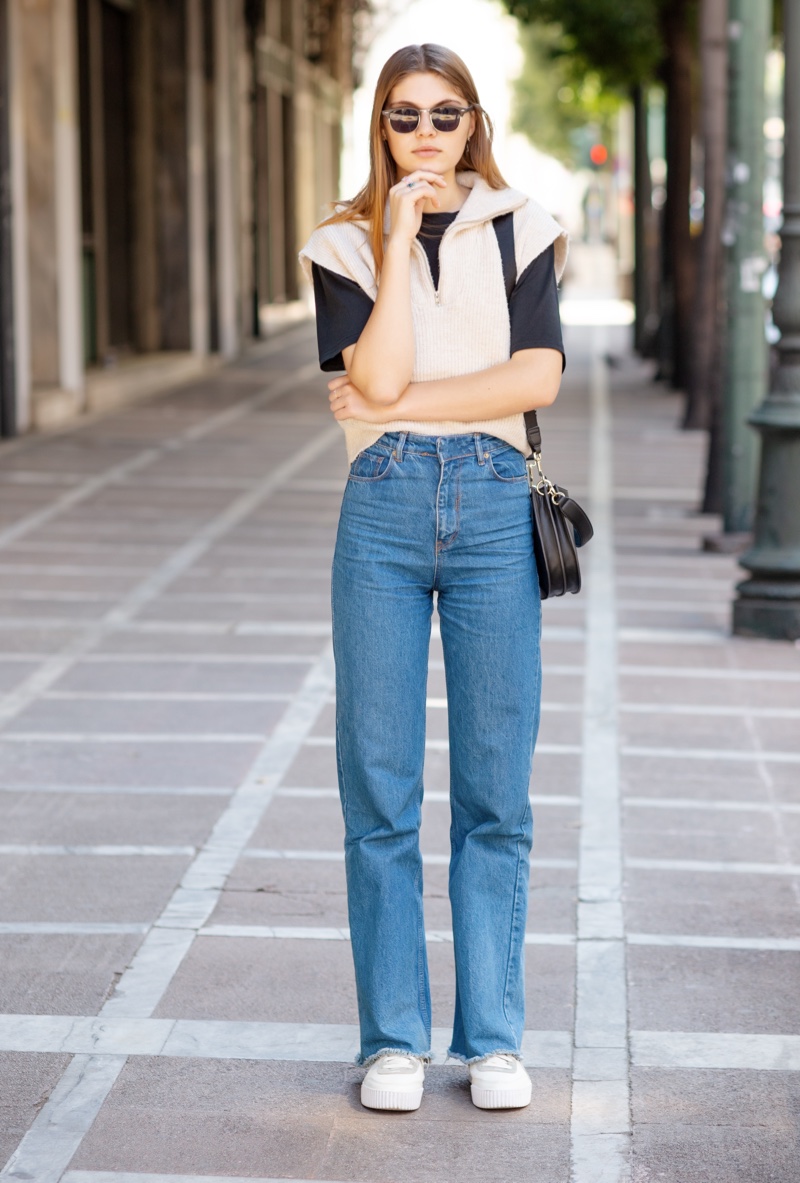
[299,42,567,1113]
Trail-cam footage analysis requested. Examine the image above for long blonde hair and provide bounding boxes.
[325,44,507,274]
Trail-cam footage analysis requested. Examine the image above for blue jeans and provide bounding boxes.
[331,431,541,1066]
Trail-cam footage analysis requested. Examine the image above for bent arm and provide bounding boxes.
[384,347,563,421]
[342,241,416,404]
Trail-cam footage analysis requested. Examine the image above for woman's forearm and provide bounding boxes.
[346,241,415,404]
[383,349,563,421]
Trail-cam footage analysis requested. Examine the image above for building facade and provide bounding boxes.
[0,0,363,437]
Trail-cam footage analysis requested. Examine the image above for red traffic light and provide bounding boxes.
[589,144,608,166]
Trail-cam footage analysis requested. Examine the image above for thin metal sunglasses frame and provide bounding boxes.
[381,104,475,133]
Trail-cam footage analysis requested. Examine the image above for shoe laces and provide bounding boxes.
[477,1054,519,1073]
[376,1054,420,1074]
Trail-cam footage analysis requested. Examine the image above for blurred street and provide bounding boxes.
[1,299,798,1182]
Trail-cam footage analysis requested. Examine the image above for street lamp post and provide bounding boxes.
[733,3,800,640]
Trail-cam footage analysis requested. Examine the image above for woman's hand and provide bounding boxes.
[387,170,447,247]
[328,375,396,422]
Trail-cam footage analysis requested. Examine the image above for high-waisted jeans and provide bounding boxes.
[331,431,541,1066]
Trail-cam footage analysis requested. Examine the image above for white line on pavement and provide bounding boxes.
[618,627,726,644]
[0,733,268,743]
[630,1031,800,1071]
[81,654,316,664]
[197,924,576,945]
[240,849,578,869]
[620,703,800,719]
[627,857,800,876]
[622,745,800,764]
[619,665,800,683]
[625,797,800,814]
[299,735,584,755]
[627,934,800,952]
[43,692,292,702]
[0,923,149,935]
[64,1173,350,1183]
[275,787,583,807]
[0,784,232,797]
[0,845,195,857]
[0,1015,572,1069]
[570,336,630,1183]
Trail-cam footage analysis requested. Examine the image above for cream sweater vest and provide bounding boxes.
[299,173,569,463]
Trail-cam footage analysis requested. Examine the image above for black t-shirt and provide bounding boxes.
[311,212,565,373]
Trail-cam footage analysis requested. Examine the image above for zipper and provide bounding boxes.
[412,238,441,306]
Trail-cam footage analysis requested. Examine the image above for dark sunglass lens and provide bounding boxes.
[431,107,462,131]
[388,108,419,133]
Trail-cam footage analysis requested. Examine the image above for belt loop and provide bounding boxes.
[394,431,408,463]
[474,432,485,464]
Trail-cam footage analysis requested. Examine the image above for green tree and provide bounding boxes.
[504,0,664,90]
[511,22,622,168]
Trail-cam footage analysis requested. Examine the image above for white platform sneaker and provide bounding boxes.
[360,1053,425,1111]
[469,1053,532,1109]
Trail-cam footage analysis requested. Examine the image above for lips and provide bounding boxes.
[413,148,441,155]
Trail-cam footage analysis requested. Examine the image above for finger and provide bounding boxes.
[403,171,448,188]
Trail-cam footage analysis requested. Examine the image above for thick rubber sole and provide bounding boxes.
[361,1084,423,1111]
[470,1083,532,1110]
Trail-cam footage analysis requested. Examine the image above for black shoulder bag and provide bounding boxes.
[492,213,593,598]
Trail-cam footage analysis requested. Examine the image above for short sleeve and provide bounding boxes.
[311,262,374,372]
[509,243,565,371]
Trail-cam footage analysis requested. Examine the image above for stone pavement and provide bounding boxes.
[0,312,798,1183]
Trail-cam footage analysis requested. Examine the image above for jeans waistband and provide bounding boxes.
[376,432,518,462]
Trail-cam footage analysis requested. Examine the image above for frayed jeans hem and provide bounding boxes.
[446,1048,524,1066]
[357,1047,432,1069]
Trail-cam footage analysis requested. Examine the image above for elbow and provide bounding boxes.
[362,384,406,407]
[349,370,407,406]
[537,381,560,409]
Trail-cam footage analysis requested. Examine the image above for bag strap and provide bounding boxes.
[491,212,542,456]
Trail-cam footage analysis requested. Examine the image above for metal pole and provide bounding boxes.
[0,0,16,438]
[721,0,770,533]
[733,1,800,639]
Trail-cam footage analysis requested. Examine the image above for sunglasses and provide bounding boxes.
[381,105,475,134]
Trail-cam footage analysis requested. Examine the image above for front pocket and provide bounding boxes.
[347,447,396,482]
[486,447,527,483]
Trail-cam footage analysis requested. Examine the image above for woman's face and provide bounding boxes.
[382,71,476,181]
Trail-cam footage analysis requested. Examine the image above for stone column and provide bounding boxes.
[53,0,84,397]
[187,0,209,355]
[214,0,238,357]
[721,0,770,535]
[5,0,28,432]
[733,3,800,639]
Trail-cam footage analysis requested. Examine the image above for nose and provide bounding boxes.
[416,110,436,136]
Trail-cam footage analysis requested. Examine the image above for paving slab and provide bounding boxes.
[623,805,784,863]
[0,933,142,1014]
[623,868,800,939]
[6,697,285,736]
[0,738,262,789]
[631,1071,798,1183]
[0,854,190,922]
[628,947,800,1033]
[54,658,310,695]
[68,1058,351,1179]
[0,791,225,846]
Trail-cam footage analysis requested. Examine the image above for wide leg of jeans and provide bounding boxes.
[435,453,541,1063]
[331,453,436,1065]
